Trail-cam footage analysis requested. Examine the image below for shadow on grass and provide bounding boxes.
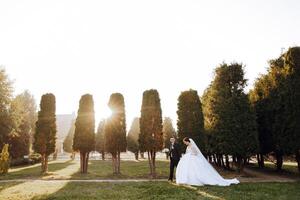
[70,160,170,180]
[0,160,74,180]
[32,182,204,200]
[0,182,24,192]
[247,162,300,178]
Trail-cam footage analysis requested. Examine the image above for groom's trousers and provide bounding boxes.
[169,158,179,181]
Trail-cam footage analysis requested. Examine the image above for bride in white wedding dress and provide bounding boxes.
[176,137,239,186]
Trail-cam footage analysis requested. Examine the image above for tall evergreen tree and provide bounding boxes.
[95,120,106,160]
[163,117,176,148]
[139,89,163,178]
[127,118,140,160]
[177,90,205,152]
[104,93,127,174]
[202,63,258,171]
[63,119,75,154]
[73,94,95,173]
[249,74,275,168]
[282,47,300,172]
[33,93,57,173]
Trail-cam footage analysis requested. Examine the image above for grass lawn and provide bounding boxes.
[1,160,300,199]
[71,160,170,179]
[0,159,243,180]
[249,161,300,177]
[0,181,298,200]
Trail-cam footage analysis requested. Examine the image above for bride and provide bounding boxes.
[176,137,239,186]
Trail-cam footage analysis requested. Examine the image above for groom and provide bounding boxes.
[168,137,181,182]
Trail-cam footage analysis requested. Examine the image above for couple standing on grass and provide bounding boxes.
[168,137,239,186]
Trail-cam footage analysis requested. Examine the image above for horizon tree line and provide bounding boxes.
[1,46,300,174]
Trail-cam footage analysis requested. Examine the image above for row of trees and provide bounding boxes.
[250,47,300,171]
[2,47,300,175]
[202,63,258,171]
[0,68,37,162]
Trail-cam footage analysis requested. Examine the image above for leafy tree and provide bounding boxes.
[33,93,57,173]
[95,120,106,160]
[282,47,300,172]
[0,144,10,174]
[104,93,127,174]
[202,63,258,171]
[177,90,205,152]
[9,91,37,159]
[0,67,13,150]
[127,118,140,160]
[73,94,95,173]
[163,117,176,159]
[139,89,163,178]
[63,119,75,155]
[250,48,300,171]
[249,74,275,168]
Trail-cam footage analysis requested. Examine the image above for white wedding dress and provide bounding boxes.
[176,139,239,186]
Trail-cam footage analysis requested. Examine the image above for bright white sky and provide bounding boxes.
[1,0,300,128]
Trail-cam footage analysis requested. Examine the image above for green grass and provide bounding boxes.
[1,159,243,180]
[71,160,170,179]
[0,160,74,180]
[24,182,300,200]
[0,160,170,180]
[249,161,300,177]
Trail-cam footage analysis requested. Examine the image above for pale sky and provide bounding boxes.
[1,0,300,128]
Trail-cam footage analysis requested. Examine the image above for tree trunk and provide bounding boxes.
[147,151,153,176]
[220,154,225,168]
[296,150,300,173]
[80,152,83,173]
[147,150,156,178]
[101,151,105,161]
[112,153,117,174]
[44,156,48,173]
[80,152,89,174]
[217,154,222,167]
[213,154,217,165]
[140,152,145,159]
[152,151,156,178]
[225,155,230,170]
[84,152,89,173]
[257,153,265,168]
[41,154,48,173]
[135,152,139,160]
[275,151,283,171]
[236,156,244,173]
[117,151,121,174]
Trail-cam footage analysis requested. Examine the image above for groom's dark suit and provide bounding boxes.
[168,142,181,181]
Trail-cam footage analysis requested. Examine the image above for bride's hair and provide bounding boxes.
[183,137,190,143]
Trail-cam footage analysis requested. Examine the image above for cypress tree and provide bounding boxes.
[177,89,205,152]
[104,93,127,175]
[282,47,300,172]
[163,117,176,159]
[127,118,140,160]
[95,120,106,160]
[203,64,258,171]
[139,89,163,178]
[73,94,95,173]
[249,74,275,168]
[33,93,57,173]
[63,119,75,159]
